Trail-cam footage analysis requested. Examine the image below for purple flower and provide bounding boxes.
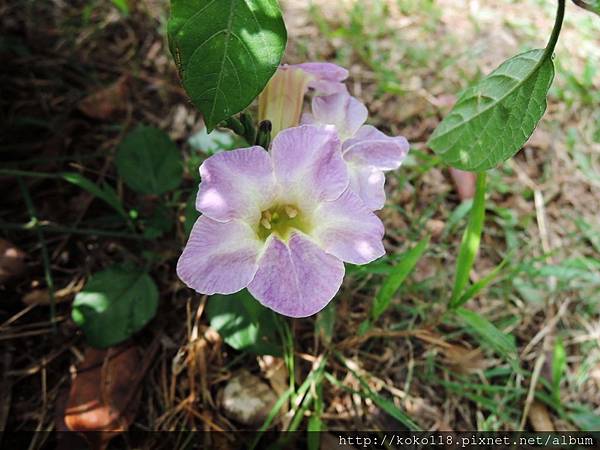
[258,62,348,137]
[177,125,385,318]
[303,92,410,210]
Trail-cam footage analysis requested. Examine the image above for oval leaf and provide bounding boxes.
[72,266,159,348]
[428,49,555,171]
[116,126,183,195]
[206,290,280,355]
[168,0,287,131]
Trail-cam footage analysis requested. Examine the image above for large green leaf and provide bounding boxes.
[428,49,555,171]
[168,0,287,131]
[206,290,281,355]
[72,266,159,348]
[116,126,183,195]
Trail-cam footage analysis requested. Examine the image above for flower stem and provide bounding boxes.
[542,0,566,62]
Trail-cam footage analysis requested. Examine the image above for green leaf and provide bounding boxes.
[428,49,555,171]
[60,172,128,221]
[572,0,600,16]
[449,172,486,308]
[116,126,183,195]
[456,307,518,368]
[168,0,287,131]
[370,236,430,322]
[206,289,281,355]
[72,266,159,348]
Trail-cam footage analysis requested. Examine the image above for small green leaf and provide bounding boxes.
[72,266,158,348]
[370,236,430,322]
[428,49,555,171]
[450,172,486,308]
[116,126,183,195]
[572,0,600,16]
[168,0,287,131]
[456,307,518,368]
[206,290,281,355]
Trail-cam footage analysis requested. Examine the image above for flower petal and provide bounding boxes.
[293,62,349,95]
[271,125,348,206]
[348,165,386,210]
[343,125,409,170]
[311,93,367,140]
[312,189,385,264]
[247,234,344,317]
[177,216,262,295]
[197,146,276,222]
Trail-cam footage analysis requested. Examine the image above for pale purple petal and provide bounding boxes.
[312,189,385,264]
[291,62,349,95]
[177,217,262,295]
[197,147,276,222]
[247,234,345,318]
[343,125,409,170]
[312,93,368,140]
[348,165,386,210]
[271,125,348,206]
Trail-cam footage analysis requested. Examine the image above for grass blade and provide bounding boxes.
[450,172,487,308]
[371,236,430,322]
[456,307,518,369]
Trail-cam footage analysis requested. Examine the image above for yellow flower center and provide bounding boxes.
[256,204,311,241]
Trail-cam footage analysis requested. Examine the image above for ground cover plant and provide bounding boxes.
[0,0,599,449]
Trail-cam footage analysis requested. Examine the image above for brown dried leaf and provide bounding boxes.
[64,343,142,450]
[449,167,477,201]
[528,400,555,431]
[78,75,129,120]
[0,239,26,283]
[443,344,493,375]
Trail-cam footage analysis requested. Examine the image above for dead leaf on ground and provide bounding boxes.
[78,74,129,120]
[64,343,142,450]
[0,239,26,283]
[528,400,555,431]
[442,344,494,375]
[449,168,476,201]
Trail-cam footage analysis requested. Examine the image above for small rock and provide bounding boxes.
[425,219,445,239]
[220,370,277,427]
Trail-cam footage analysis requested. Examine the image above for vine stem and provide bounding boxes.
[542,0,566,61]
